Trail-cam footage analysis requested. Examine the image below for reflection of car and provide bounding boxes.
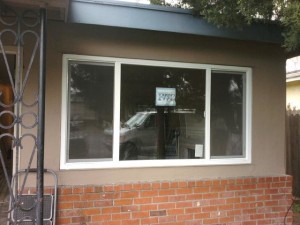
[104,111,205,160]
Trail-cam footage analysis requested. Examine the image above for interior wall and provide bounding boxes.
[25,21,287,185]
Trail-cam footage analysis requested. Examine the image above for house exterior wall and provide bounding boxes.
[32,21,287,184]
[287,80,300,110]
[17,21,291,223]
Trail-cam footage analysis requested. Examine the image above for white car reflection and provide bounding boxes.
[104,111,205,160]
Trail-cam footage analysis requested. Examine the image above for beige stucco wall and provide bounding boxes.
[20,21,287,186]
[287,80,300,110]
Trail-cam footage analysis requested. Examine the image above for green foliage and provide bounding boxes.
[151,0,300,52]
[282,1,300,51]
[294,202,300,213]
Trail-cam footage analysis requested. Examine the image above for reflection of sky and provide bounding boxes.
[111,0,150,4]
[109,0,181,5]
[286,56,300,73]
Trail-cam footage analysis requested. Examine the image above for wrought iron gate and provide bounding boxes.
[0,2,46,225]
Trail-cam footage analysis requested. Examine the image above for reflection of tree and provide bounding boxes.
[70,63,114,121]
[228,77,243,132]
[161,69,205,112]
[121,65,205,121]
[210,74,243,156]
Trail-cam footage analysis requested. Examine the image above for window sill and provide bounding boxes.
[60,157,252,170]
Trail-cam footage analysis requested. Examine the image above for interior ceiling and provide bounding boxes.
[1,0,69,21]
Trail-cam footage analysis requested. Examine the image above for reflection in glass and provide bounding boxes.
[119,65,205,160]
[210,72,246,157]
[68,62,114,160]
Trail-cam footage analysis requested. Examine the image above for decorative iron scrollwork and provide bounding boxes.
[0,3,46,225]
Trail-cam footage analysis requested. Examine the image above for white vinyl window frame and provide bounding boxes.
[60,54,252,170]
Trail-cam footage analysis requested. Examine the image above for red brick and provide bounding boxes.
[92,214,112,221]
[176,188,193,195]
[158,202,176,209]
[178,181,188,188]
[226,197,241,204]
[58,194,80,202]
[176,201,193,208]
[112,213,131,220]
[219,204,234,211]
[158,215,176,223]
[102,207,121,214]
[209,198,226,205]
[55,176,293,225]
[185,207,201,214]
[84,186,95,193]
[264,200,279,206]
[153,196,169,203]
[150,209,167,217]
[102,221,121,225]
[140,204,157,211]
[134,197,152,204]
[82,208,100,215]
[114,198,133,206]
[59,187,73,195]
[203,218,218,224]
[71,216,91,223]
[73,186,84,194]
[121,205,139,212]
[141,183,151,190]
[120,191,139,198]
[141,217,158,224]
[194,187,209,193]
[122,219,140,225]
[81,193,100,201]
[257,219,272,225]
[177,213,193,221]
[159,189,175,196]
[132,211,149,218]
[201,205,218,212]
[167,208,184,215]
[210,185,225,192]
[73,201,94,208]
[57,202,73,210]
[169,195,186,202]
[227,185,241,191]
[152,182,161,189]
[241,196,255,202]
[202,192,218,199]
[57,217,71,224]
[186,193,202,200]
[161,182,170,189]
[170,182,178,188]
[140,190,158,197]
[94,200,113,207]
[219,216,234,223]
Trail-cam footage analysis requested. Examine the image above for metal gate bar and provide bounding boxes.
[0,3,47,224]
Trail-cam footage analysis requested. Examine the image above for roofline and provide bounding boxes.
[68,0,283,44]
[287,70,300,82]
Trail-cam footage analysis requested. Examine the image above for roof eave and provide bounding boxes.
[68,0,283,44]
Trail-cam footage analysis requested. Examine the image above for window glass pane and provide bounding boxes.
[119,65,205,160]
[68,62,114,161]
[210,71,246,158]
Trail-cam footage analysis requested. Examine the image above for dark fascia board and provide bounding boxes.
[68,0,283,44]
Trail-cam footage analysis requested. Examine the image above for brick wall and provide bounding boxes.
[56,176,293,225]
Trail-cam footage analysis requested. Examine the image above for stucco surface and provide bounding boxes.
[20,21,286,185]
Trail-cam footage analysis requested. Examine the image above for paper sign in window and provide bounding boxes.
[155,87,176,107]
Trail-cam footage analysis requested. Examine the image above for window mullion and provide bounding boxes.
[113,62,121,162]
[205,68,211,161]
